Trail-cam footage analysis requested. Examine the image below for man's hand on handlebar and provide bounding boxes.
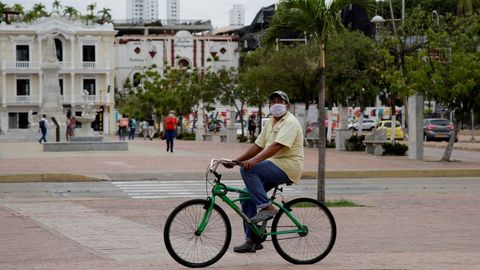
[222,160,240,169]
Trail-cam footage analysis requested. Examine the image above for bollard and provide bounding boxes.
[51,117,60,142]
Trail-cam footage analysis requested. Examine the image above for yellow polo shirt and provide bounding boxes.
[255,112,304,183]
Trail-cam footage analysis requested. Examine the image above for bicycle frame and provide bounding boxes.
[196,181,307,239]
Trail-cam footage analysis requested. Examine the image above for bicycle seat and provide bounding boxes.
[274,181,293,189]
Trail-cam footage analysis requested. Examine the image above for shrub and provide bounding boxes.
[177,133,195,140]
[345,135,366,151]
[238,135,248,143]
[326,140,336,148]
[383,142,408,155]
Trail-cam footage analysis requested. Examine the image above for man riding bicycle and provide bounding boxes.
[224,90,304,253]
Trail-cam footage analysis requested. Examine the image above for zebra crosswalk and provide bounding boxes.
[112,180,311,199]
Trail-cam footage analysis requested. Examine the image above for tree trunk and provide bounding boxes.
[303,102,311,141]
[240,102,245,140]
[441,118,461,161]
[258,105,263,134]
[317,43,326,203]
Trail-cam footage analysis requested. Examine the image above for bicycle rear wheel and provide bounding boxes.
[164,199,231,268]
[271,197,336,264]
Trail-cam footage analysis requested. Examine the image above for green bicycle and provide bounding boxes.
[163,159,337,268]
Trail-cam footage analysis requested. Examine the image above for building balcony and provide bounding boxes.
[62,94,110,104]
[1,61,40,72]
[1,61,111,73]
[5,95,40,105]
[4,94,109,106]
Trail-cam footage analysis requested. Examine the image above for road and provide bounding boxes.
[1,177,480,200]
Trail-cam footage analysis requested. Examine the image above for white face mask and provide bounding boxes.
[270,103,287,118]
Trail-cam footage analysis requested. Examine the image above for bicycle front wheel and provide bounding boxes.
[164,199,231,268]
[271,198,336,264]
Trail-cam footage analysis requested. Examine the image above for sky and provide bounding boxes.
[3,0,278,28]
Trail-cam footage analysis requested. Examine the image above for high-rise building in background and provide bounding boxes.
[126,0,159,22]
[167,0,180,24]
[229,4,245,26]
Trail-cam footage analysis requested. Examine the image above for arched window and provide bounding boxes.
[177,58,190,69]
[54,38,63,62]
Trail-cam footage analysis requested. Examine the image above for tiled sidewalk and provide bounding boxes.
[0,193,479,269]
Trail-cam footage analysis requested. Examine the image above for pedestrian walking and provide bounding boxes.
[128,118,137,140]
[147,118,155,140]
[65,110,75,141]
[141,119,149,140]
[248,114,257,141]
[118,116,129,141]
[164,110,178,152]
[38,114,49,143]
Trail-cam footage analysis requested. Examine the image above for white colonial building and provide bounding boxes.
[115,30,240,91]
[0,15,117,136]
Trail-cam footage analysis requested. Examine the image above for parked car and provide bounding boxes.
[423,118,455,142]
[375,120,404,140]
[348,119,376,131]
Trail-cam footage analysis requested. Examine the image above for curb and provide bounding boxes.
[302,169,480,179]
[0,173,107,183]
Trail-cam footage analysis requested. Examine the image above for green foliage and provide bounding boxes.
[239,44,320,108]
[238,135,248,143]
[326,30,379,107]
[383,142,408,156]
[403,13,480,122]
[215,67,248,138]
[63,6,79,18]
[52,0,62,14]
[24,3,49,23]
[98,7,111,23]
[325,199,360,207]
[345,135,366,151]
[326,140,336,148]
[177,133,195,140]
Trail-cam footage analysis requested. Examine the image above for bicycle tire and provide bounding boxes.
[271,197,336,264]
[164,199,232,268]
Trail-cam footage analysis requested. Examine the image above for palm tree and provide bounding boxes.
[98,7,111,23]
[263,0,375,203]
[32,3,48,17]
[0,2,7,14]
[23,3,49,23]
[12,3,24,15]
[52,0,62,14]
[63,6,79,19]
[83,3,97,24]
[87,3,96,15]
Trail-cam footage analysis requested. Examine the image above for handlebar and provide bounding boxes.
[208,158,241,173]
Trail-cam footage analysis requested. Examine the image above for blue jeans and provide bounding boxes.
[129,128,136,140]
[39,127,47,142]
[165,130,176,151]
[239,160,291,239]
